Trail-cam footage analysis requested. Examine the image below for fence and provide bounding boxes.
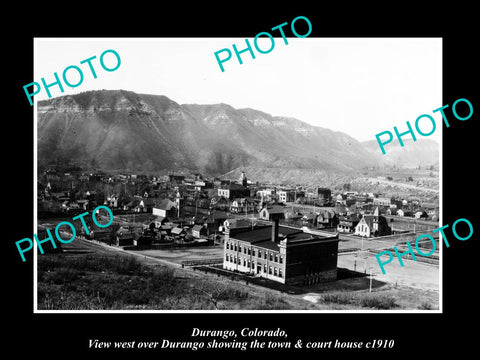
[181,258,224,267]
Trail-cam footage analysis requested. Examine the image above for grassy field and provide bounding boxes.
[36,239,439,311]
[37,251,307,310]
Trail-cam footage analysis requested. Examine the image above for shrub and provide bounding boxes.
[43,268,80,284]
[418,301,433,310]
[360,295,398,309]
[322,292,356,305]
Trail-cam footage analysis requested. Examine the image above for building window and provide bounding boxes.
[264,252,267,260]
[274,267,278,276]
[279,256,283,264]
[252,249,256,257]
[258,250,262,258]
[234,244,237,252]
[264,264,267,273]
[226,242,229,250]
[279,269,283,278]
[244,247,247,254]
[274,254,278,263]
[239,245,242,253]
[248,248,251,255]
[243,259,246,267]
[247,260,250,268]
[269,266,272,275]
[233,256,236,264]
[251,261,255,269]
[225,254,228,261]
[269,253,273,261]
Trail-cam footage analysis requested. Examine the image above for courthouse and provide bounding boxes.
[223,219,339,285]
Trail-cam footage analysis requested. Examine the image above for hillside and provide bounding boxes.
[361,138,439,168]
[37,90,377,175]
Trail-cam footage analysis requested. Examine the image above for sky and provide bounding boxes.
[34,37,442,142]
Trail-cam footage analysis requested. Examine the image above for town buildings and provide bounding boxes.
[337,214,361,233]
[354,207,392,237]
[223,219,339,285]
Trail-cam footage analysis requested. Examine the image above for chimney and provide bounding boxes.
[271,218,279,242]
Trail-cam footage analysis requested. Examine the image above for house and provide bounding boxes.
[386,208,397,216]
[223,219,339,285]
[153,199,177,218]
[373,197,391,206]
[211,195,229,211]
[337,214,361,233]
[334,203,347,216]
[218,183,250,200]
[90,228,111,242]
[317,188,332,204]
[276,189,296,204]
[230,197,256,214]
[317,209,338,228]
[301,212,318,228]
[61,201,80,212]
[192,224,207,238]
[396,209,405,217]
[205,212,229,234]
[354,208,392,237]
[154,216,169,227]
[415,211,428,219]
[116,231,135,246]
[134,197,156,213]
[258,205,285,221]
[134,235,153,247]
[171,226,186,238]
[51,192,68,200]
[256,189,274,200]
[76,199,89,210]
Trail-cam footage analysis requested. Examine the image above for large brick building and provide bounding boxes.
[223,220,339,285]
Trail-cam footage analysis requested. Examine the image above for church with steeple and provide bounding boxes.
[354,207,392,237]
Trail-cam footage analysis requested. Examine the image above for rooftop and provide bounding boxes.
[230,224,337,251]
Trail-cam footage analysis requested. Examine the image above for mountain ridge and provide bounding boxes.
[37,89,438,175]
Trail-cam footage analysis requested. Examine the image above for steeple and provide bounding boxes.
[238,171,247,187]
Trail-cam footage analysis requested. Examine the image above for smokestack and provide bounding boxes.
[271,218,279,242]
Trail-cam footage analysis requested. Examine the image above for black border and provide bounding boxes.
[6,4,479,357]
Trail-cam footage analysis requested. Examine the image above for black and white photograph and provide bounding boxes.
[33,37,441,312]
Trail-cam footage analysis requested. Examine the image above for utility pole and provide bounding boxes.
[369,266,373,292]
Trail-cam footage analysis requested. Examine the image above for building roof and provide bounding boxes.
[192,224,204,232]
[359,215,375,228]
[302,212,318,220]
[232,225,299,243]
[155,198,176,210]
[221,183,247,191]
[231,224,337,251]
[171,227,184,235]
[339,214,361,223]
[117,233,135,240]
[265,205,285,214]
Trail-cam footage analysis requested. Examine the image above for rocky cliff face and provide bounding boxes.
[37,89,436,175]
